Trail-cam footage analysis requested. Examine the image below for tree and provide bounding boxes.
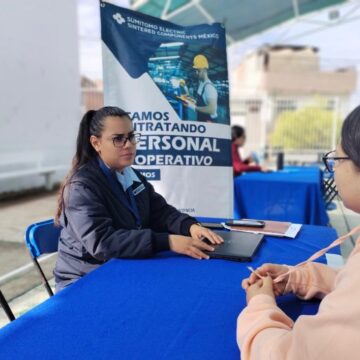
[270,103,342,150]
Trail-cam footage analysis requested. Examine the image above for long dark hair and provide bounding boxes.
[55,106,129,224]
[341,105,360,169]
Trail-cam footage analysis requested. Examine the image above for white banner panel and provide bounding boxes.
[100,2,232,218]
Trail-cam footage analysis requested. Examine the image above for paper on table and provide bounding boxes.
[221,221,302,239]
[285,224,302,238]
[325,253,344,269]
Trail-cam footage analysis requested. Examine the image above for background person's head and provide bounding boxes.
[335,105,360,212]
[231,125,246,147]
[76,106,136,171]
[193,54,209,81]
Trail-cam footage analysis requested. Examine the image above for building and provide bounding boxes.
[81,76,104,113]
[234,45,356,97]
[230,45,357,158]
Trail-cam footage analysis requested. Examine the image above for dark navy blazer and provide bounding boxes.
[54,159,197,291]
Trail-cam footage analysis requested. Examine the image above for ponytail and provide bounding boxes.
[75,110,98,168]
[55,110,97,225]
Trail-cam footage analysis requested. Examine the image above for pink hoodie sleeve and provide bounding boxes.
[237,240,360,360]
[237,262,354,360]
[284,262,340,299]
[237,290,352,360]
[237,294,294,359]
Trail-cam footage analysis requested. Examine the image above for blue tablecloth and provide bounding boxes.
[0,225,338,360]
[234,166,329,225]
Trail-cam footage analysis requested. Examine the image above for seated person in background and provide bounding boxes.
[237,105,360,360]
[54,106,223,292]
[231,125,262,176]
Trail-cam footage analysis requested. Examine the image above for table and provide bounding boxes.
[234,166,329,225]
[0,225,338,360]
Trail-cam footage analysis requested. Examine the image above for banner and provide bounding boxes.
[100,2,232,218]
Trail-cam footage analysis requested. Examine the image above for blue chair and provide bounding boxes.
[24,219,61,297]
[0,290,15,322]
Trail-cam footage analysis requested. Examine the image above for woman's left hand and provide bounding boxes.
[189,224,224,245]
[246,276,275,304]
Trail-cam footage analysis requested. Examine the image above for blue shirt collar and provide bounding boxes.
[115,166,141,191]
[97,157,140,191]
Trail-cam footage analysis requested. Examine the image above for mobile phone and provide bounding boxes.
[200,222,224,230]
[225,219,265,228]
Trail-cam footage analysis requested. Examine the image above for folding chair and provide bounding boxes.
[24,219,61,297]
[0,289,15,322]
[323,172,338,209]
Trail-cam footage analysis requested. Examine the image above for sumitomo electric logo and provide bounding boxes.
[113,13,126,25]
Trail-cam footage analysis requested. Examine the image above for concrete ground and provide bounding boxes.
[0,192,359,328]
[0,192,58,328]
[0,191,57,244]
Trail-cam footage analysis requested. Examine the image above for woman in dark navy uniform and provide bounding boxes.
[54,106,223,291]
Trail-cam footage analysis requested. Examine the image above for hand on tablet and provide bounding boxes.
[189,224,224,245]
[169,234,214,260]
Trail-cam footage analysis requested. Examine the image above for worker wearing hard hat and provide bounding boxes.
[183,54,218,122]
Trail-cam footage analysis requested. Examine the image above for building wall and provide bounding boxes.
[264,69,357,95]
[233,46,357,96]
[0,0,80,192]
[267,47,320,73]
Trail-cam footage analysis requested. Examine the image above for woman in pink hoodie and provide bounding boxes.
[237,105,360,360]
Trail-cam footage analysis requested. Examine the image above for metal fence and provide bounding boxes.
[81,84,351,166]
[230,94,350,165]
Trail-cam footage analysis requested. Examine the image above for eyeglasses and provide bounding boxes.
[111,133,141,148]
[322,150,350,173]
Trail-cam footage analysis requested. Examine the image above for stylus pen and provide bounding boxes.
[247,266,266,279]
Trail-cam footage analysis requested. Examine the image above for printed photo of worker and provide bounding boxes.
[147,42,230,125]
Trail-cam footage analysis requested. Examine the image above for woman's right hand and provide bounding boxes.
[169,234,214,260]
[242,263,289,296]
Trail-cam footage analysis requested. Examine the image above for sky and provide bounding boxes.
[78,0,360,104]
[78,0,129,79]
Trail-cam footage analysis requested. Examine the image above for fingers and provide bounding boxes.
[248,272,261,284]
[246,264,275,286]
[206,230,224,244]
[187,246,210,260]
[247,282,258,291]
[242,278,250,290]
[198,228,223,245]
[187,238,215,260]
[246,282,261,304]
[243,278,262,290]
[261,275,273,291]
[246,271,270,287]
[245,276,276,304]
[170,235,217,260]
[249,263,277,281]
[194,238,215,252]
[257,263,275,274]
